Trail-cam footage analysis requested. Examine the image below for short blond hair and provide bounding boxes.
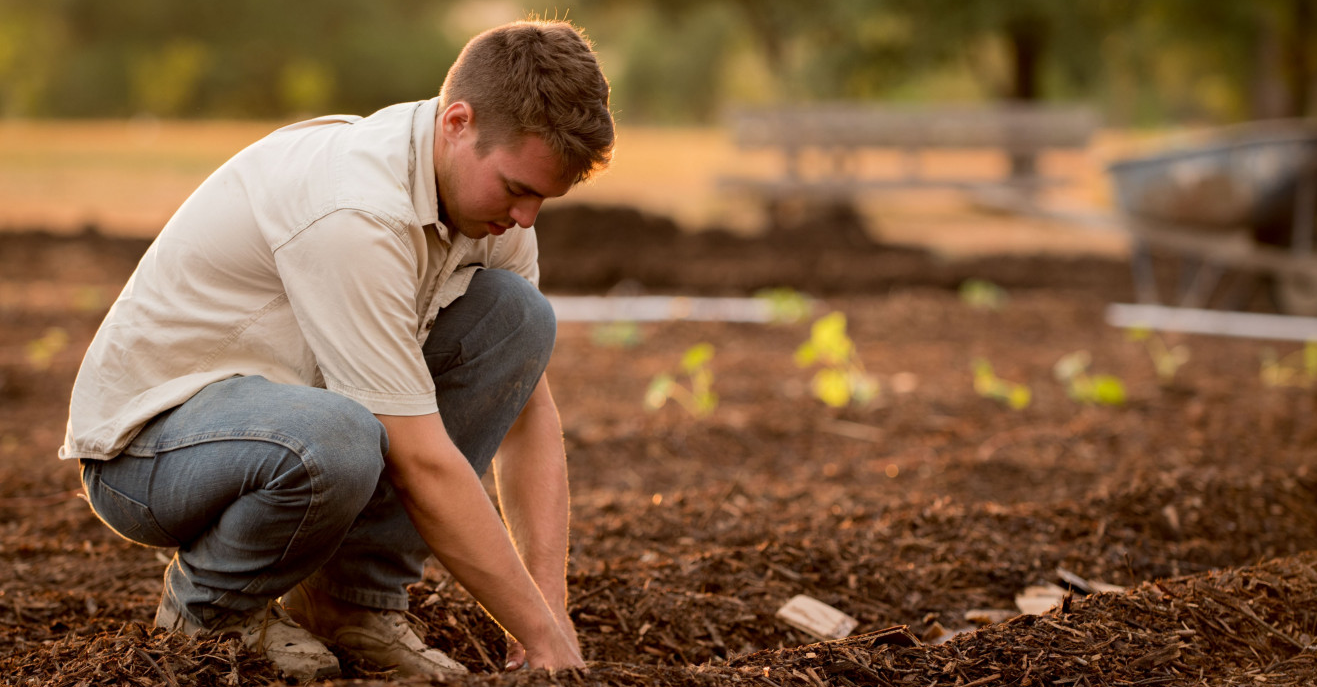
[440,20,614,183]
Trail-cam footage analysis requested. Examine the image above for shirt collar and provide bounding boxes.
[409,97,445,240]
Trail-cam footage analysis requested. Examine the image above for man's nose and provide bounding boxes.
[510,197,544,228]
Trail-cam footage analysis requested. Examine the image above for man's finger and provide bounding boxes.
[505,638,527,671]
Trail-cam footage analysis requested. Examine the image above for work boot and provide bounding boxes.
[155,594,341,683]
[282,582,468,678]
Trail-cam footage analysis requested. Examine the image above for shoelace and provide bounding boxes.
[256,599,276,650]
[252,600,299,649]
[401,610,429,639]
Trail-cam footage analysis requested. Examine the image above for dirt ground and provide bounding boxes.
[3,208,1317,686]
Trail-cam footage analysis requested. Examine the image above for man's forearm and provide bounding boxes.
[494,376,572,612]
[375,412,578,666]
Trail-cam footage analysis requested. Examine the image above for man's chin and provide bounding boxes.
[451,224,489,240]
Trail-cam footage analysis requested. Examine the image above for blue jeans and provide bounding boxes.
[80,269,555,627]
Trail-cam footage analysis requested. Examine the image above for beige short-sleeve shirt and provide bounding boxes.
[60,98,541,461]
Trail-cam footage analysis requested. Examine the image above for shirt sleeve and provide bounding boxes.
[273,209,438,416]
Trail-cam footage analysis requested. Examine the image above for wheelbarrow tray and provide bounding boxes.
[1108,120,1317,233]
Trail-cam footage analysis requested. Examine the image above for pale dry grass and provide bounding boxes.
[0,118,1136,258]
[0,119,277,236]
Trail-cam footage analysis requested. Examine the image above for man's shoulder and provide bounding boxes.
[253,102,427,229]
[267,100,421,139]
[269,113,363,136]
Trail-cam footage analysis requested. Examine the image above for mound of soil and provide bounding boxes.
[3,218,1315,686]
[535,204,1139,298]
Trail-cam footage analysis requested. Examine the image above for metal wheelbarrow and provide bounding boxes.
[1107,120,1317,315]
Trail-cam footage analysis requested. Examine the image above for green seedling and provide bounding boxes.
[25,327,69,371]
[794,311,879,408]
[644,343,717,417]
[1053,350,1126,406]
[1126,326,1190,386]
[958,278,1008,311]
[73,286,108,313]
[591,321,642,348]
[754,287,813,324]
[972,359,1031,409]
[1260,341,1317,388]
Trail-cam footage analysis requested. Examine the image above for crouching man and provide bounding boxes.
[59,19,613,682]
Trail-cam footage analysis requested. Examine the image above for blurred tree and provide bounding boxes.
[0,0,1309,124]
[611,3,734,123]
[0,1,67,116]
[883,0,1111,103]
[128,39,209,117]
[0,0,458,118]
[1098,0,1315,123]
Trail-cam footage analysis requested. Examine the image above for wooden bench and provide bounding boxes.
[719,103,1099,211]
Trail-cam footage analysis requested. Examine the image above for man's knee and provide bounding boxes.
[295,391,389,489]
[200,379,388,496]
[477,268,556,355]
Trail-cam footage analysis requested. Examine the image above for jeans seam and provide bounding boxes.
[146,430,325,599]
[151,429,310,455]
[239,437,328,596]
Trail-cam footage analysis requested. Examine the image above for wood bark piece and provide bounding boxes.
[1015,583,1069,615]
[1055,566,1126,595]
[964,608,1017,625]
[775,594,859,640]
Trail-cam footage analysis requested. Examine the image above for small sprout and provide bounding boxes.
[754,287,813,324]
[25,327,70,371]
[1125,326,1189,386]
[972,359,1031,409]
[591,321,642,348]
[795,312,879,408]
[644,343,717,417]
[1053,350,1126,406]
[958,279,1008,311]
[73,286,108,313]
[1260,341,1317,388]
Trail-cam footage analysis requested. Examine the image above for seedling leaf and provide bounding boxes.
[25,327,69,371]
[1091,375,1127,406]
[958,278,1008,311]
[644,374,675,411]
[646,344,718,417]
[813,369,851,408]
[1053,350,1091,382]
[754,287,813,324]
[681,343,715,372]
[796,311,879,408]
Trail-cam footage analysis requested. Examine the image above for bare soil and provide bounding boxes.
[3,209,1316,686]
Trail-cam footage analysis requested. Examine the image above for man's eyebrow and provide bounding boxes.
[505,177,548,199]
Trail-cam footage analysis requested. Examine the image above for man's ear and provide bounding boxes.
[439,101,475,142]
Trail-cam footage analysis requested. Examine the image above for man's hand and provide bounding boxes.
[506,614,580,670]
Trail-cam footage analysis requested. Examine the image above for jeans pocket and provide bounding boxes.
[83,463,178,548]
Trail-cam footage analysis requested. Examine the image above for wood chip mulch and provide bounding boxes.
[6,552,1315,686]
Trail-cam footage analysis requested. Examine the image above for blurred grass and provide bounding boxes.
[0,119,275,234]
[0,119,1132,259]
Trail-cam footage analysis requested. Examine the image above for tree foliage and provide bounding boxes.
[0,0,458,117]
[0,0,1311,123]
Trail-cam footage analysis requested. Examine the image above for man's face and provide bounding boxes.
[435,104,572,240]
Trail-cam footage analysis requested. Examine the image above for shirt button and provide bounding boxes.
[425,319,435,330]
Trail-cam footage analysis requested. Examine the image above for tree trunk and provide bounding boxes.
[1007,15,1044,101]
[1284,0,1312,117]
[1006,15,1045,180]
